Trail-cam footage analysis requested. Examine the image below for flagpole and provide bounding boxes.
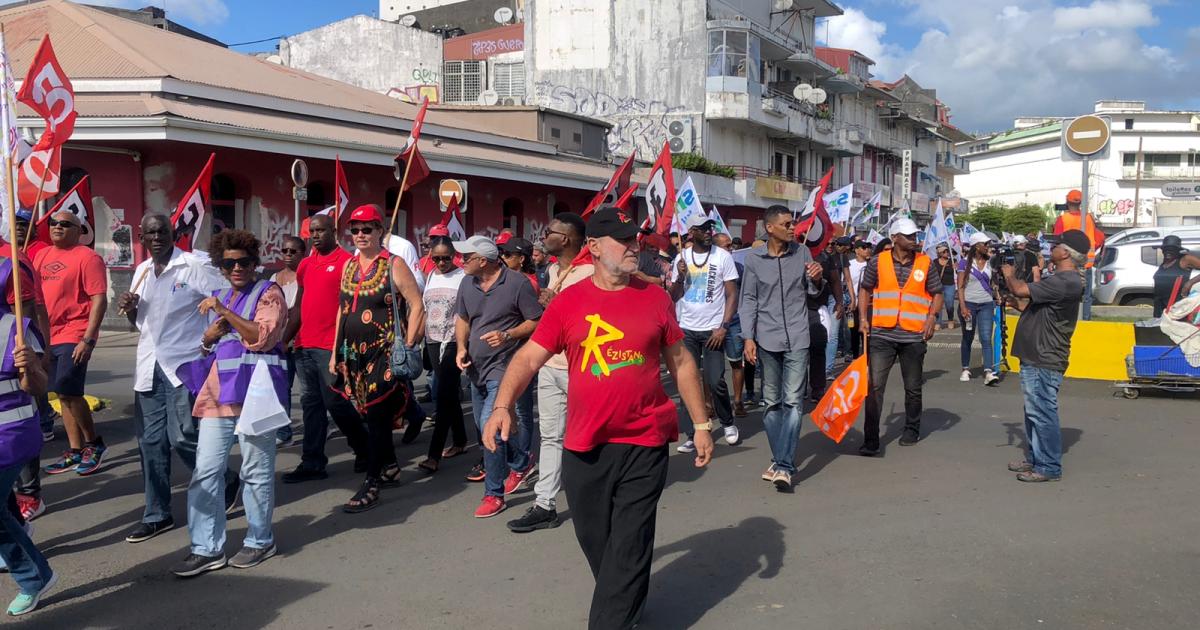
[387,153,415,238]
[4,154,25,348]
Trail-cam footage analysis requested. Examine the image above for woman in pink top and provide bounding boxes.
[170,230,288,578]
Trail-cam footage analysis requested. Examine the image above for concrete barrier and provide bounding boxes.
[1003,315,1134,381]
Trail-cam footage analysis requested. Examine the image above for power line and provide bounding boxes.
[227,35,288,47]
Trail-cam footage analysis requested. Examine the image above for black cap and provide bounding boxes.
[834,236,854,246]
[1046,229,1091,255]
[586,206,640,240]
[1160,235,1184,252]
[499,237,534,258]
[853,240,871,249]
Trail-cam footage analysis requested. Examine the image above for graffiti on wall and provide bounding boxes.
[260,212,292,264]
[472,37,523,58]
[524,218,548,243]
[1095,197,1155,225]
[387,84,440,104]
[531,81,690,157]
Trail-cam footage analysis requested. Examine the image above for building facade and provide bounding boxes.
[957,101,1200,228]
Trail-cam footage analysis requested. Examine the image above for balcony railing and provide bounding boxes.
[724,165,817,187]
[936,151,969,173]
[1121,165,1200,180]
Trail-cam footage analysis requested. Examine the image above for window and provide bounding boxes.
[572,132,582,143]
[773,151,796,181]
[1141,245,1162,267]
[443,60,484,103]
[707,30,760,82]
[493,62,525,100]
[1125,118,1134,130]
[211,174,237,233]
[1124,153,1183,168]
[550,127,561,139]
[1189,152,1200,167]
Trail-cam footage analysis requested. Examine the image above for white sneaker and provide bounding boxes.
[960,369,971,382]
[676,440,696,454]
[723,425,740,446]
[984,370,1000,386]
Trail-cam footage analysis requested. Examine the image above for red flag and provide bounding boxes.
[34,174,92,247]
[810,353,868,442]
[648,142,676,236]
[171,153,215,252]
[395,97,431,192]
[443,195,467,241]
[17,145,59,207]
[334,155,350,226]
[795,167,835,257]
[613,184,637,212]
[582,153,635,217]
[17,35,76,151]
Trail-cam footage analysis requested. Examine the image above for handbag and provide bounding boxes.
[387,258,423,381]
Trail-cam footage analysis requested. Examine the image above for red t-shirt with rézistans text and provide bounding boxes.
[295,247,352,350]
[35,244,108,346]
[530,277,684,452]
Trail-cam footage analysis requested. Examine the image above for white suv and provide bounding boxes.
[1094,228,1200,305]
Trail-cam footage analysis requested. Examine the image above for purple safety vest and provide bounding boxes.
[176,279,288,408]
[0,312,42,469]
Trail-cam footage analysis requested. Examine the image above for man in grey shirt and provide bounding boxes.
[454,235,543,519]
[740,205,824,490]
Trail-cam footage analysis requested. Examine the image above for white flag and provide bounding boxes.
[867,229,885,245]
[923,199,949,257]
[0,30,19,241]
[446,209,467,241]
[851,190,883,226]
[708,205,731,236]
[823,184,854,224]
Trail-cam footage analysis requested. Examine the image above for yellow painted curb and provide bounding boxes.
[1003,315,1134,381]
[48,393,110,413]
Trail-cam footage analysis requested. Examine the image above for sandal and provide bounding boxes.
[343,478,380,513]
[379,464,403,487]
[418,458,439,474]
[442,445,466,459]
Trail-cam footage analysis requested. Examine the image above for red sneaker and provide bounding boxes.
[473,495,506,518]
[503,463,537,496]
[16,493,45,521]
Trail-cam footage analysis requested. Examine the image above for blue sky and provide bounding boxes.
[98,0,1200,133]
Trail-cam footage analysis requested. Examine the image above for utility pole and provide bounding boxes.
[1132,136,1143,228]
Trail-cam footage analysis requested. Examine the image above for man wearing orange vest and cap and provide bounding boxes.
[1052,190,1104,260]
[856,217,945,457]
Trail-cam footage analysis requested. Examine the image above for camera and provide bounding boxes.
[990,244,1017,269]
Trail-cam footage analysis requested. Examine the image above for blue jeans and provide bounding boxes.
[758,346,808,473]
[0,464,53,595]
[470,380,535,498]
[723,320,745,362]
[940,284,957,325]
[188,417,276,556]
[134,364,234,525]
[824,295,840,373]
[961,301,996,372]
[1019,365,1064,478]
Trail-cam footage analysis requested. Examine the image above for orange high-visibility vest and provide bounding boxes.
[871,250,934,332]
[1058,211,1099,267]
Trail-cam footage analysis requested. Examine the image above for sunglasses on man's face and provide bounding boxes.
[432,255,453,263]
[281,248,302,255]
[220,257,255,270]
[49,220,79,229]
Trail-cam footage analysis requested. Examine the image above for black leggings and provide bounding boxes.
[363,386,404,480]
[426,341,467,460]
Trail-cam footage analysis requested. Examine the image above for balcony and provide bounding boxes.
[1121,165,1200,180]
[820,71,865,94]
[936,151,969,174]
[831,124,864,157]
[706,84,837,147]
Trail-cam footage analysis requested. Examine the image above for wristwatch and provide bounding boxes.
[692,421,713,432]
[82,337,96,346]
[500,330,512,342]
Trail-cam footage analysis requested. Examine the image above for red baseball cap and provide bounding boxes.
[428,224,450,237]
[348,204,383,223]
[496,230,514,245]
[1066,190,1082,204]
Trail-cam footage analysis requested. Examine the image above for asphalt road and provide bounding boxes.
[10,330,1199,629]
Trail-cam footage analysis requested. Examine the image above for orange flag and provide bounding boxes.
[810,352,868,442]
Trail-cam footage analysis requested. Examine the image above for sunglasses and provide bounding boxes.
[220,256,256,270]
[349,227,375,235]
[281,248,302,255]
[432,255,453,263]
[49,219,79,228]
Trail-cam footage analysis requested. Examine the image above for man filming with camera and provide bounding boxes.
[999,230,1089,483]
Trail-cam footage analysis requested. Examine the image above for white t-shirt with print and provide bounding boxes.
[423,268,466,343]
[670,246,739,331]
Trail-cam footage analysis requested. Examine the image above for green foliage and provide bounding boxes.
[1002,203,1050,235]
[671,152,737,178]
[965,201,1007,232]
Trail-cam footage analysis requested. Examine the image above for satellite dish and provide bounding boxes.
[399,14,418,27]
[793,83,813,101]
[478,89,500,106]
[809,88,827,104]
[494,7,514,23]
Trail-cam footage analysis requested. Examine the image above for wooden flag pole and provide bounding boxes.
[22,195,46,251]
[118,266,151,316]
[4,154,26,348]
[387,153,415,238]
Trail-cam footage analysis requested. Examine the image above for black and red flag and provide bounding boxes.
[171,153,215,252]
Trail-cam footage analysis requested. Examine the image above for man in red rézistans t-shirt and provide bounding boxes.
[280,214,368,483]
[36,211,110,478]
[483,206,713,629]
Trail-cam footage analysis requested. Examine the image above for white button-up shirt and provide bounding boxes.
[132,248,229,392]
[359,234,424,292]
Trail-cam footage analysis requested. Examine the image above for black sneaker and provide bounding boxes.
[126,518,175,543]
[506,505,560,533]
[224,480,240,514]
[465,461,486,482]
[858,444,880,457]
[898,432,920,446]
[229,544,277,569]
[171,553,227,578]
[282,466,329,484]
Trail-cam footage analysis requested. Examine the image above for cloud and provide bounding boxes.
[86,0,229,26]
[823,1,1196,133]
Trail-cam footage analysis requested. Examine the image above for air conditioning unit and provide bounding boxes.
[842,128,862,144]
[667,118,694,153]
[499,97,519,106]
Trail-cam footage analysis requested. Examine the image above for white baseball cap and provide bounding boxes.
[1013,235,1028,244]
[888,217,919,237]
[968,232,991,246]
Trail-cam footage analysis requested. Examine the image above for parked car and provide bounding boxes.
[1094,231,1200,305]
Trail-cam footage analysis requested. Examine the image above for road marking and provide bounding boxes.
[1072,130,1102,139]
